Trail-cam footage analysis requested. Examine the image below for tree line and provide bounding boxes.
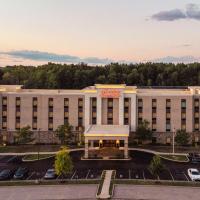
[1,62,200,89]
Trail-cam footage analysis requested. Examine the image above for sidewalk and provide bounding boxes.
[97,170,113,199]
[129,148,188,156]
[0,148,84,156]
[0,147,190,156]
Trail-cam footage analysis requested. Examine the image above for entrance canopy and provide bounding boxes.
[84,125,129,137]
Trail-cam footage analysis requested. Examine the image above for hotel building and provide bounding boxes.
[0,84,200,158]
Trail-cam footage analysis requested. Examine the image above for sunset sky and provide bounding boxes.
[0,0,200,66]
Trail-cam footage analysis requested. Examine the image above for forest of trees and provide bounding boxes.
[0,62,200,89]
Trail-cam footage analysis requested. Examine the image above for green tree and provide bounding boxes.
[175,129,190,146]
[148,155,164,179]
[55,148,73,177]
[56,124,74,145]
[2,62,200,88]
[15,125,34,144]
[135,120,152,143]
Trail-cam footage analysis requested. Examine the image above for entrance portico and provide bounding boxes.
[83,84,136,159]
[84,125,129,159]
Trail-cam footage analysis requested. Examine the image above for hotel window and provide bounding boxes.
[15,97,21,130]
[32,118,37,130]
[166,99,171,132]
[91,97,97,125]
[108,118,113,125]
[92,118,96,125]
[166,122,171,132]
[32,97,38,130]
[194,98,199,131]
[64,98,69,125]
[78,98,83,127]
[78,117,83,126]
[181,99,186,130]
[181,99,186,108]
[166,99,171,108]
[138,98,143,125]
[48,98,53,131]
[152,123,157,132]
[107,99,113,125]
[64,117,68,124]
[2,96,7,106]
[194,99,199,131]
[152,99,157,131]
[2,97,7,129]
[124,98,130,125]
[108,98,113,108]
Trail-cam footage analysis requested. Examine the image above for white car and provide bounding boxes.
[44,169,57,179]
[187,168,200,181]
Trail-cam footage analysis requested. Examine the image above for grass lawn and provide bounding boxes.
[159,154,189,162]
[0,145,61,153]
[23,154,55,161]
[0,144,83,153]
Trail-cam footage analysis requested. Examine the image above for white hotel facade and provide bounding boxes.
[1,84,200,158]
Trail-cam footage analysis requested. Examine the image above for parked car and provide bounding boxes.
[188,153,200,163]
[13,167,29,180]
[44,169,57,179]
[6,156,22,164]
[188,168,200,181]
[0,169,14,180]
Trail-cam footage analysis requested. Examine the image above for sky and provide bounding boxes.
[0,0,200,66]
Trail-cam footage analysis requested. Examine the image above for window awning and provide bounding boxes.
[84,125,129,137]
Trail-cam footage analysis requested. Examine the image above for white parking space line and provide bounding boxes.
[143,171,145,180]
[27,172,35,180]
[71,170,76,180]
[169,169,174,181]
[56,174,62,179]
[183,172,189,181]
[86,170,90,179]
[129,169,131,179]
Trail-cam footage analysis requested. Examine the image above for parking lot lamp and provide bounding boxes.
[172,128,176,155]
[37,128,41,160]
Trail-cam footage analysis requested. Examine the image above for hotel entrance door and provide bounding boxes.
[102,140,119,147]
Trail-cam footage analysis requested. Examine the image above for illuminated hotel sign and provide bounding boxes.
[101,89,121,98]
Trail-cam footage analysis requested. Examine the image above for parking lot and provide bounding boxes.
[0,150,199,182]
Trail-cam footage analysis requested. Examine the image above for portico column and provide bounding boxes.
[130,95,136,131]
[85,138,89,158]
[90,140,94,148]
[124,138,128,159]
[97,97,102,125]
[119,94,124,125]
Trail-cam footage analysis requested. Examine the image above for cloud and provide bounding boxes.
[152,56,200,63]
[152,4,200,21]
[152,9,186,21]
[186,3,200,20]
[176,44,192,48]
[0,50,199,66]
[0,50,113,65]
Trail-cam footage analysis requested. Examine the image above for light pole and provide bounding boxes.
[172,127,176,155]
[37,128,41,160]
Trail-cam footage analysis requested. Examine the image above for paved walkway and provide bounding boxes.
[97,170,113,199]
[0,147,188,156]
[129,147,188,156]
[0,185,97,200]
[113,185,200,200]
